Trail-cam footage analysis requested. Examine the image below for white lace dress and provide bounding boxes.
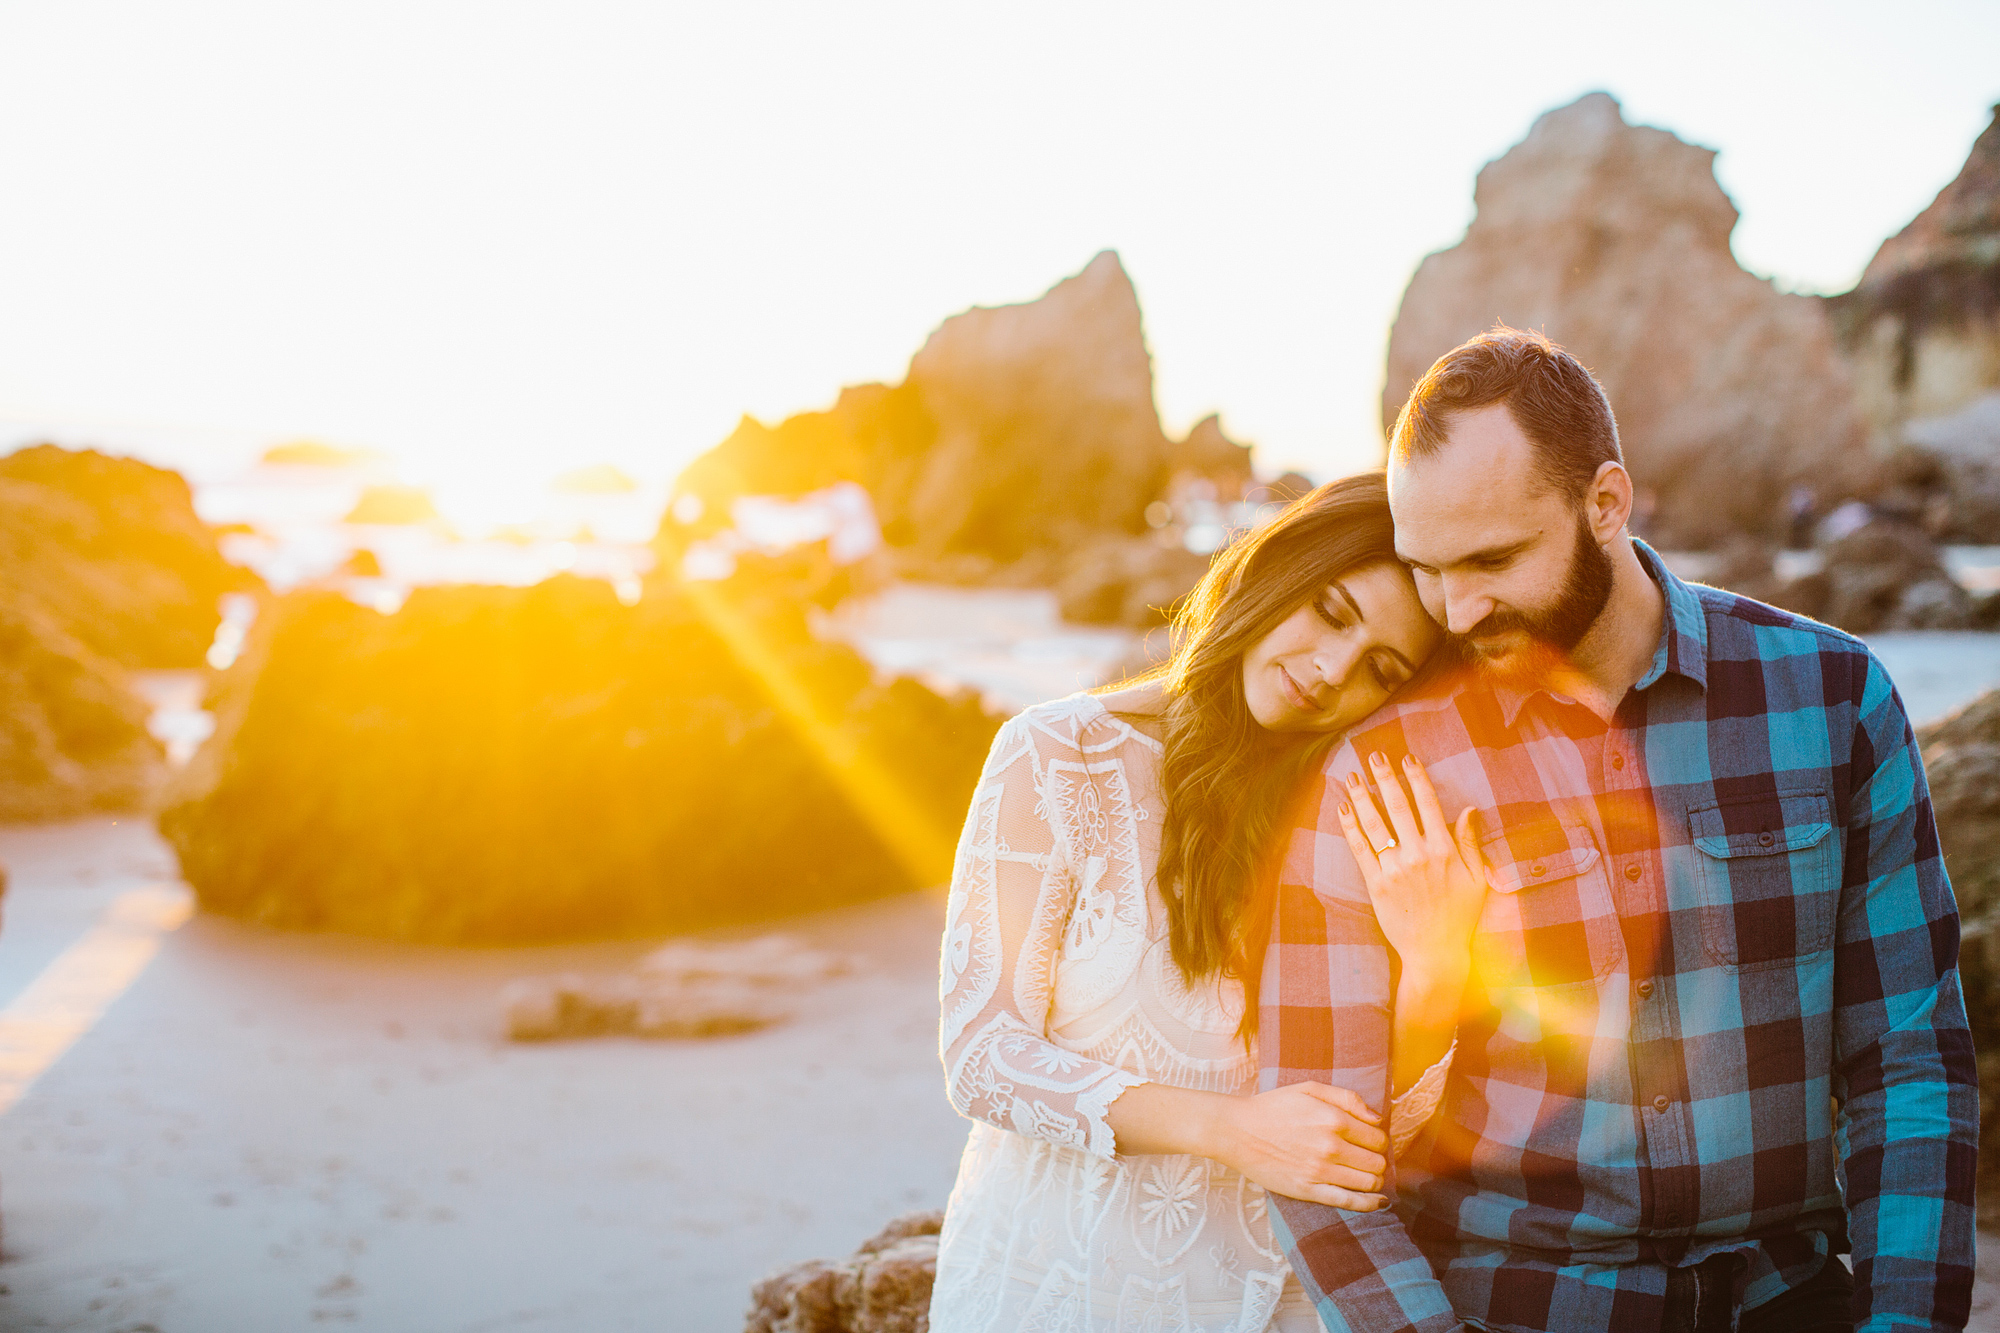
[929,693,1325,1333]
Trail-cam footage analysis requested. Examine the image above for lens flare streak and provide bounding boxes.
[681,581,961,888]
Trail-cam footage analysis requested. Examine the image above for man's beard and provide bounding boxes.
[1451,517,1616,680]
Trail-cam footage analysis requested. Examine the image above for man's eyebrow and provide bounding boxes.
[1439,538,1536,567]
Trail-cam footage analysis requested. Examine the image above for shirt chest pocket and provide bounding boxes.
[1689,790,1839,971]
[1476,818,1622,989]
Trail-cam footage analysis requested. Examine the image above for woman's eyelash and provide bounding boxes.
[1312,600,1346,630]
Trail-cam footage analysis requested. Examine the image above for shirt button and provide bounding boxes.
[1530,863,1546,877]
[1758,831,1775,847]
[1625,863,1642,881]
[1636,979,1655,999]
[1653,1094,1670,1112]
[1611,754,1624,771]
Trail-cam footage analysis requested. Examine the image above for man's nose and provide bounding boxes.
[1442,578,1493,636]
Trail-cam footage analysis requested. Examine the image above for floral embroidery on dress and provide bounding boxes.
[933,696,1325,1332]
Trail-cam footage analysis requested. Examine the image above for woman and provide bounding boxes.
[930,473,1491,1332]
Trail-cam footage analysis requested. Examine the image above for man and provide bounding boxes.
[1260,328,1976,1333]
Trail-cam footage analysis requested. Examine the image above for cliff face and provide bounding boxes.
[1381,93,1869,548]
[667,253,1231,576]
[1831,106,2000,438]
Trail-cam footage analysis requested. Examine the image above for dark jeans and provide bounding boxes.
[1661,1252,1854,1333]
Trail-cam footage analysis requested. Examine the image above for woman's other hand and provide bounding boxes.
[1209,1082,1389,1211]
[1337,752,1488,981]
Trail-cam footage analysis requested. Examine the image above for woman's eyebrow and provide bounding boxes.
[1327,579,1365,622]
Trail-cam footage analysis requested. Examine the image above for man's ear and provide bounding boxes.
[1585,461,1632,542]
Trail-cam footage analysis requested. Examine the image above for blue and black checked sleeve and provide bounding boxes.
[1832,654,1978,1331]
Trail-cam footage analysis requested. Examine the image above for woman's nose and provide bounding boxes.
[1312,639,1365,687]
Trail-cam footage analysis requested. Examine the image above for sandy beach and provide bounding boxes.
[0,819,967,1331]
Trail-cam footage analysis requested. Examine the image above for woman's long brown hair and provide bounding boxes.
[1113,472,1403,1027]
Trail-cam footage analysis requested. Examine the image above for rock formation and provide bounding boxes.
[1380,93,1870,549]
[1167,414,1254,499]
[665,253,1239,583]
[896,251,1173,560]
[1054,533,1212,627]
[1916,688,2000,1221]
[0,594,163,821]
[158,573,1001,943]
[0,444,251,821]
[1830,106,2000,441]
[0,445,251,668]
[502,935,850,1041]
[746,1211,942,1333]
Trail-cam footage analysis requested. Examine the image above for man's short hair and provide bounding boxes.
[1389,326,1622,503]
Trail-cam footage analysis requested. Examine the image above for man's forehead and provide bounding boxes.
[1389,421,1560,562]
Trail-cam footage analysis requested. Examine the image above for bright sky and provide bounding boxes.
[0,1,1995,496]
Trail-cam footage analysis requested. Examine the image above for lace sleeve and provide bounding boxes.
[1388,1038,1454,1157]
[938,713,1147,1160]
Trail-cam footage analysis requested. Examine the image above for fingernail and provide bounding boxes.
[1402,754,1417,768]
[1339,802,1353,819]
[1346,772,1362,788]
[1370,752,1388,768]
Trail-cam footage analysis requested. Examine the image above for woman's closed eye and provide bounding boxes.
[1311,598,1351,633]
[1371,650,1417,693]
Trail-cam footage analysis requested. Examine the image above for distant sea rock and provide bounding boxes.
[664,253,1248,595]
[1381,92,1870,549]
[0,444,253,821]
[1830,105,2000,442]
[0,444,253,668]
[158,573,1000,942]
[0,592,163,821]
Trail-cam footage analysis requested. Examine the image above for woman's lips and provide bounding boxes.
[1278,664,1318,714]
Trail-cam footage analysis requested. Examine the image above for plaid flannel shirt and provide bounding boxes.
[1258,542,1977,1333]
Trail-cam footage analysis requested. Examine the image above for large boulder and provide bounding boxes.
[1053,533,1213,628]
[896,250,1171,561]
[1916,688,2000,1223]
[0,595,163,821]
[1816,519,1972,632]
[0,444,250,668]
[1381,93,1870,549]
[158,575,1000,942]
[665,253,1236,579]
[746,1211,942,1333]
[0,444,245,821]
[1830,106,2000,441]
[1717,517,1975,634]
[1920,688,2000,936]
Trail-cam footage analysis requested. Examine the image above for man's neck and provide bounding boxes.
[1550,535,1665,721]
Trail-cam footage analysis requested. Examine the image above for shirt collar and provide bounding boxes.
[1481,537,1709,728]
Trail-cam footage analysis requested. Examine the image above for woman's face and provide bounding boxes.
[1241,561,1441,734]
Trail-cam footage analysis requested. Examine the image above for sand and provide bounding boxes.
[0,818,967,1332]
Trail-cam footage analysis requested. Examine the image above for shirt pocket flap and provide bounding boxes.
[1690,791,1833,859]
[1480,818,1602,894]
